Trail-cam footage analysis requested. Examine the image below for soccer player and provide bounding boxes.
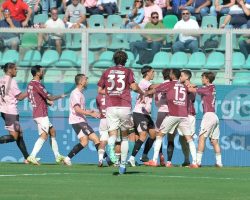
[128,65,157,167]
[63,74,101,166]
[97,50,144,174]
[145,69,198,167]
[188,71,222,167]
[27,65,65,165]
[0,63,29,163]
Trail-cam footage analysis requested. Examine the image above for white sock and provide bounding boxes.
[215,153,222,166]
[196,151,203,165]
[51,137,60,158]
[98,149,105,162]
[31,137,45,158]
[153,136,162,162]
[187,139,197,164]
[121,137,128,165]
[108,135,117,147]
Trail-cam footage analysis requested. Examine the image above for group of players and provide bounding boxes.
[0,50,222,174]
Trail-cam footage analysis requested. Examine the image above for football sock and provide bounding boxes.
[108,135,117,147]
[187,140,197,164]
[68,143,84,159]
[121,137,128,165]
[51,137,60,158]
[16,136,29,159]
[131,139,144,157]
[215,153,222,166]
[128,141,135,156]
[179,135,190,163]
[159,144,163,154]
[0,135,15,144]
[95,143,100,151]
[31,137,45,157]
[167,141,174,162]
[98,149,105,161]
[196,151,203,165]
[143,137,155,155]
[153,136,162,162]
[103,152,108,159]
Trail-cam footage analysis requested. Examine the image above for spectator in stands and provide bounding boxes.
[124,0,144,29]
[186,0,211,21]
[209,0,235,16]
[0,0,32,27]
[140,0,163,28]
[165,0,192,17]
[23,0,41,24]
[96,0,118,15]
[37,7,65,54]
[130,12,165,59]
[63,0,87,28]
[155,0,168,17]
[84,0,102,15]
[172,9,199,53]
[239,36,250,59]
[0,9,21,50]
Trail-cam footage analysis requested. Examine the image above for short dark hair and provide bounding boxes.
[141,65,153,78]
[113,50,128,66]
[181,70,192,80]
[170,68,181,79]
[151,11,158,17]
[31,65,42,77]
[1,62,16,73]
[50,7,58,13]
[75,73,85,85]
[201,71,215,83]
[162,68,171,80]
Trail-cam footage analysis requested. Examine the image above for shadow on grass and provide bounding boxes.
[113,171,147,176]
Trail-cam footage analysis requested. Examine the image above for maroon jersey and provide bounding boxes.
[27,80,49,118]
[96,94,106,119]
[97,65,135,108]
[155,80,188,117]
[197,84,216,113]
[187,92,196,116]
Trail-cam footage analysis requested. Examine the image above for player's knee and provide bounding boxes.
[14,121,21,133]
[210,139,218,145]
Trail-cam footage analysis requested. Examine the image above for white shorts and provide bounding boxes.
[106,107,133,131]
[160,116,191,136]
[199,112,220,139]
[34,116,53,135]
[99,118,109,141]
[178,115,196,136]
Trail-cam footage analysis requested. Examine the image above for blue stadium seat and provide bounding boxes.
[169,52,188,68]
[33,14,48,24]
[108,34,130,50]
[89,33,108,50]
[92,51,114,68]
[125,51,135,67]
[204,51,224,69]
[185,52,206,69]
[56,50,78,68]
[0,50,19,66]
[106,15,123,28]
[38,50,59,67]
[88,15,105,28]
[19,50,41,67]
[232,52,245,70]
[149,51,170,69]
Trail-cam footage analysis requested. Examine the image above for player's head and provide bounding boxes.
[113,50,128,66]
[180,70,192,83]
[141,65,154,80]
[201,71,215,85]
[170,68,181,80]
[1,62,17,77]
[162,68,171,80]
[31,65,44,80]
[75,73,88,88]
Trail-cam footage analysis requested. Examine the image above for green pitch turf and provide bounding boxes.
[0,163,250,200]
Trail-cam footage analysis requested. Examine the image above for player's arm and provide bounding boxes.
[47,94,67,101]
[130,82,144,95]
[74,105,100,118]
[16,92,28,100]
[97,86,105,95]
[149,83,160,90]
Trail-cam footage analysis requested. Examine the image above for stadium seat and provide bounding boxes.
[127,33,143,43]
[0,50,19,66]
[18,50,41,67]
[232,52,245,70]
[169,52,188,68]
[162,15,178,29]
[33,14,48,24]
[149,51,170,69]
[185,52,206,69]
[108,34,130,50]
[243,55,250,69]
[201,16,217,28]
[38,50,59,67]
[55,50,78,68]
[65,33,81,49]
[204,51,224,69]
[119,0,134,16]
[19,33,38,48]
[106,15,123,28]
[92,51,114,68]
[88,14,105,28]
[89,33,108,50]
[214,72,225,85]
[233,72,250,85]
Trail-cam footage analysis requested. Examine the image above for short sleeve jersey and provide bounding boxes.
[27,80,49,118]
[69,88,87,124]
[197,84,216,113]
[97,65,135,108]
[96,93,106,119]
[156,80,188,117]
[187,92,196,116]
[155,80,170,113]
[0,75,21,115]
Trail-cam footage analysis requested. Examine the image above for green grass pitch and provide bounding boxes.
[0,163,250,200]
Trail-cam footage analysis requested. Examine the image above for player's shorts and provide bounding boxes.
[155,112,168,131]
[34,116,53,135]
[159,116,191,136]
[1,113,21,132]
[133,112,155,134]
[106,107,133,131]
[199,112,220,140]
[178,115,196,136]
[72,122,95,139]
[99,118,109,141]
